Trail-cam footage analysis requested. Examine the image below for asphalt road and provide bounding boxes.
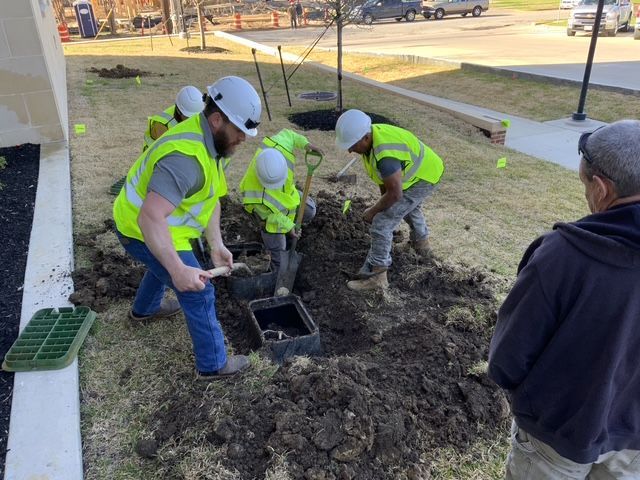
[237,8,640,91]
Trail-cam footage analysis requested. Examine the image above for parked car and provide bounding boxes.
[353,0,422,24]
[422,0,489,19]
[560,0,580,9]
[635,4,640,38]
[567,0,634,36]
[132,15,163,29]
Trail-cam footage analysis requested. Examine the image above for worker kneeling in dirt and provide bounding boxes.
[335,109,444,291]
[142,85,205,151]
[239,129,323,271]
[113,76,262,380]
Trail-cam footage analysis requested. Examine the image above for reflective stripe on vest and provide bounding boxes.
[125,131,212,232]
[363,124,444,189]
[115,114,226,250]
[240,142,299,233]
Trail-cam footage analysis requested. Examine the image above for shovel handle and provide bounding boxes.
[206,262,248,278]
[304,150,323,175]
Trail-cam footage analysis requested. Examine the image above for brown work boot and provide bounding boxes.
[347,267,389,291]
[196,355,251,381]
[411,237,431,256]
[129,298,181,323]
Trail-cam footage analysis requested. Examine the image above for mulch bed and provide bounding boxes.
[288,109,397,131]
[0,143,40,477]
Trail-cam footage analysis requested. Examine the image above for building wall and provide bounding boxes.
[0,0,67,148]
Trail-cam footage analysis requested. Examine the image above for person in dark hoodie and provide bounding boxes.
[488,119,640,479]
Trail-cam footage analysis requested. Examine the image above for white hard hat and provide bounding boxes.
[335,109,372,150]
[256,148,288,190]
[207,76,262,137]
[175,85,204,118]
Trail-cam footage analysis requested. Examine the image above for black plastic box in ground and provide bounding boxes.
[226,242,276,301]
[247,295,321,364]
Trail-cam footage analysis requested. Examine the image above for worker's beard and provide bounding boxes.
[213,127,237,158]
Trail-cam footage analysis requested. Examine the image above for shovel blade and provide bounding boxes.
[275,250,303,294]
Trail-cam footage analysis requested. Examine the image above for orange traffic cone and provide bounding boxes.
[272,10,279,27]
[57,23,71,42]
[234,13,242,30]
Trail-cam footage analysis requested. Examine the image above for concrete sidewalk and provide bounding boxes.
[215,31,607,171]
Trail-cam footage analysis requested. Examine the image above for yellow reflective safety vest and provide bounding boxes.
[362,124,444,189]
[239,129,308,234]
[143,105,179,152]
[114,113,228,251]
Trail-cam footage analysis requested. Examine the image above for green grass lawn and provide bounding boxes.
[491,0,563,10]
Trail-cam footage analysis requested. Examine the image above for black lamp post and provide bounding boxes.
[573,0,606,121]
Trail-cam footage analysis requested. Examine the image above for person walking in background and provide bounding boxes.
[488,120,640,479]
[113,76,262,381]
[295,0,303,25]
[334,109,444,291]
[288,1,298,29]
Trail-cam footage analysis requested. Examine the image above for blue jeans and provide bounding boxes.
[117,233,226,373]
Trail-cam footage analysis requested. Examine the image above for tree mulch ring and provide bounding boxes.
[288,109,397,131]
[88,64,153,79]
[0,143,40,478]
[71,191,510,478]
[179,46,229,54]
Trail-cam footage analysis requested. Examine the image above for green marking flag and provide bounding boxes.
[135,75,141,86]
[496,157,507,169]
[342,199,352,215]
[501,119,511,128]
[86,79,94,85]
[74,124,86,135]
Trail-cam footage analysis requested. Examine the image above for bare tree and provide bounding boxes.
[322,0,364,112]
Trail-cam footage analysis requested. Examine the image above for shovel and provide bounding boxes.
[207,262,252,278]
[274,150,323,295]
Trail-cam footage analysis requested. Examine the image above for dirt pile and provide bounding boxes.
[120,192,509,478]
[69,220,145,312]
[88,64,151,79]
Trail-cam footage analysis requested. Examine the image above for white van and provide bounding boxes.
[422,0,489,20]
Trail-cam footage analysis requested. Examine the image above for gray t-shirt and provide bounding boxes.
[146,112,219,207]
[377,157,402,179]
[148,154,204,207]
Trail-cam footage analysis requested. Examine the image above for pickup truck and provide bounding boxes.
[567,0,634,36]
[422,0,489,19]
[354,0,422,24]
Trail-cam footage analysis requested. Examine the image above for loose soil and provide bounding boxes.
[71,192,509,478]
[288,110,397,131]
[0,144,40,478]
[88,64,152,78]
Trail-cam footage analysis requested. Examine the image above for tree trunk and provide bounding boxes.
[161,0,173,34]
[336,9,343,113]
[107,0,117,36]
[197,3,206,50]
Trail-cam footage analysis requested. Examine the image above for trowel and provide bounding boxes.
[274,151,323,295]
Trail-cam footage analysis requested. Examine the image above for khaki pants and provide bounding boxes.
[507,421,640,480]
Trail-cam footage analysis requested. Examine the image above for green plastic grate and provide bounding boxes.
[2,307,96,372]
[109,175,126,195]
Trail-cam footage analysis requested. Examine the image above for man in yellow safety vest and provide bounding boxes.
[113,76,262,380]
[142,85,205,151]
[334,109,444,291]
[239,129,323,271]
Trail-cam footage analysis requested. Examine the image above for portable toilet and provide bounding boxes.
[73,0,98,38]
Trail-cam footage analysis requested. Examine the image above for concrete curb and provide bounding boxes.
[4,141,83,480]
